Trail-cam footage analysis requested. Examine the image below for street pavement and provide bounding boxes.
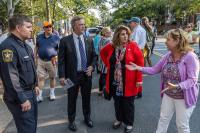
[2,38,200,133]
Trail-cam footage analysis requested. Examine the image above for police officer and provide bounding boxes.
[0,15,39,133]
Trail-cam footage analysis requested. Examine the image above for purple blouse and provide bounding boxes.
[141,52,199,108]
[163,55,184,99]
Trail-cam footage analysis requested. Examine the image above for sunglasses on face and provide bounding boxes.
[44,26,52,28]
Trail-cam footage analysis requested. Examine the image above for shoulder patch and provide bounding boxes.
[2,49,13,62]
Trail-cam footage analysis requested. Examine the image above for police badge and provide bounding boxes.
[2,49,13,62]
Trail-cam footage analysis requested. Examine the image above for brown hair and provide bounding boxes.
[166,29,193,53]
[9,15,32,31]
[112,25,131,48]
[71,16,84,30]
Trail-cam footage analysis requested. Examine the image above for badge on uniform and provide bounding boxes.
[2,49,13,62]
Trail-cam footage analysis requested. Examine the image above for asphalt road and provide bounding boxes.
[4,41,200,133]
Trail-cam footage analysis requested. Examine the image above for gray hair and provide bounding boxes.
[71,16,84,30]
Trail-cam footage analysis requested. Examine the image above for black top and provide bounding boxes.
[109,50,126,96]
[0,34,37,104]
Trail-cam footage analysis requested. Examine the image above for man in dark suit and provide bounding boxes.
[58,16,96,131]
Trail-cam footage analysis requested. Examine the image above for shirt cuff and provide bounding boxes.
[17,92,28,104]
[176,84,181,90]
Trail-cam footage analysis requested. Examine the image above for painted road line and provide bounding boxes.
[154,48,167,51]
[153,51,164,57]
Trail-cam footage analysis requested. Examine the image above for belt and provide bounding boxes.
[77,71,85,74]
[23,85,35,91]
[40,58,51,62]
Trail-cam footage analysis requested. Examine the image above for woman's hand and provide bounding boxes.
[167,82,179,90]
[136,82,143,87]
[126,62,142,71]
[161,82,179,94]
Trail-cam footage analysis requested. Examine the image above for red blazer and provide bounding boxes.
[100,41,144,97]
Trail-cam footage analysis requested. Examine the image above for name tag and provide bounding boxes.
[24,56,29,59]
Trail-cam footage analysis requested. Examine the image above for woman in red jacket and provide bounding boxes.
[100,25,144,133]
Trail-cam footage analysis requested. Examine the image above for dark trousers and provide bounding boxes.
[5,90,38,133]
[151,37,156,54]
[137,86,142,94]
[99,73,106,92]
[67,72,92,122]
[113,95,135,126]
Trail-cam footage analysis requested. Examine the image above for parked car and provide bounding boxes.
[86,27,99,38]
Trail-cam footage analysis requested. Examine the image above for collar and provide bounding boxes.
[168,54,182,63]
[43,33,53,39]
[10,33,26,47]
[134,24,141,30]
[73,32,83,39]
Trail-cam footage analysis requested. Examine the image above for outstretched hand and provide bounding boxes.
[126,62,141,71]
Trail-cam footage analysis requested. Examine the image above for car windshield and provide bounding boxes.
[88,29,97,33]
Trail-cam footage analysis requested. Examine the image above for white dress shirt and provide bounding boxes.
[73,33,87,71]
[131,25,147,49]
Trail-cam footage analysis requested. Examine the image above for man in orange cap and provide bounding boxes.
[35,21,60,102]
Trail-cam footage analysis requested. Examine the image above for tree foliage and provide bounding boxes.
[110,0,200,27]
[0,0,107,31]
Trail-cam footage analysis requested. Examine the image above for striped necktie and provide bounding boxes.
[78,36,87,71]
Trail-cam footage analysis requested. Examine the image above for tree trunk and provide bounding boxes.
[7,0,14,18]
[52,0,56,23]
[45,0,51,21]
[7,0,21,18]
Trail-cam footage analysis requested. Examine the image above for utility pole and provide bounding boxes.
[45,0,51,21]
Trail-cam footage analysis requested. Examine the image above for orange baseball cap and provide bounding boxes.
[43,21,52,27]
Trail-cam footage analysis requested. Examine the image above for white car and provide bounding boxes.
[86,27,99,38]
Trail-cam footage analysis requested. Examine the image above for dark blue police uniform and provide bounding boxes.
[0,34,38,133]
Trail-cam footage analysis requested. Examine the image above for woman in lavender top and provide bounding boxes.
[126,29,199,133]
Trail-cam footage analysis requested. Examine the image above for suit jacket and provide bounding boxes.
[58,34,96,83]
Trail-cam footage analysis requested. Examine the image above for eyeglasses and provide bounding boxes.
[44,26,52,28]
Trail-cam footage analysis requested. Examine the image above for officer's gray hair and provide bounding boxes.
[71,16,84,30]
[9,15,32,31]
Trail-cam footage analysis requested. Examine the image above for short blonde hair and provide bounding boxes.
[101,27,111,36]
[112,25,131,48]
[166,29,193,53]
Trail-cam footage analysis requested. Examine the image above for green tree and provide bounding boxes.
[110,0,200,27]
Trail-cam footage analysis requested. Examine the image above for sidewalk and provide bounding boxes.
[156,35,166,43]
[0,101,12,133]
